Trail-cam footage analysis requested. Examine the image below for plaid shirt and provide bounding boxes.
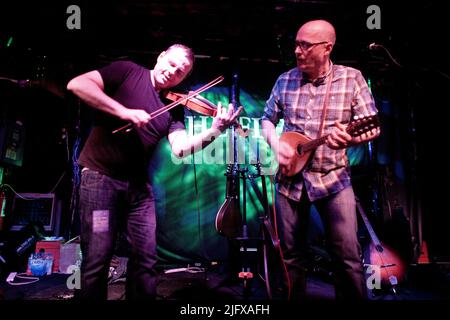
[262,63,377,201]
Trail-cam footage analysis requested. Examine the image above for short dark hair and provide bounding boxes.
[166,44,195,66]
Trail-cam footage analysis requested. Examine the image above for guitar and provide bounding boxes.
[215,164,242,238]
[215,78,242,239]
[356,197,406,293]
[279,114,380,176]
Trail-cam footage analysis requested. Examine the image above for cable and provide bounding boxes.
[68,99,82,239]
[0,184,40,200]
[188,108,211,267]
[49,172,66,194]
[186,266,206,274]
[0,124,71,195]
[1,174,64,198]
[372,44,450,81]
[49,125,71,194]
[64,235,80,245]
[268,172,292,300]
[192,155,203,257]
[164,266,205,274]
[375,44,402,68]
[6,272,40,286]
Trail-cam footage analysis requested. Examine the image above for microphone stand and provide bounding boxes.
[220,70,280,299]
[228,71,253,298]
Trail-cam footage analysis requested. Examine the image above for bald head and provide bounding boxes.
[294,20,336,79]
[298,20,336,45]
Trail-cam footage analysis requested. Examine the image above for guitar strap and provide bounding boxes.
[316,66,334,139]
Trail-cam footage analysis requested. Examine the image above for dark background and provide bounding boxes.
[1,0,449,264]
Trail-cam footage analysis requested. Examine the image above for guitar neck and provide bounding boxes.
[303,135,329,152]
[302,115,378,152]
[302,118,369,152]
[357,202,382,247]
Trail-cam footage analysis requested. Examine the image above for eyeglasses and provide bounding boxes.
[295,40,329,51]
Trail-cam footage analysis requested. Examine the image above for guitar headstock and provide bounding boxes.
[347,114,380,137]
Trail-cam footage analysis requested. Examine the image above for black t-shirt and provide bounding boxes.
[78,61,185,182]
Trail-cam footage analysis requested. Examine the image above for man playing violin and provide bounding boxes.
[67,44,240,300]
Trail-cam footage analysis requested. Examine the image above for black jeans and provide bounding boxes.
[79,169,157,300]
[276,187,367,300]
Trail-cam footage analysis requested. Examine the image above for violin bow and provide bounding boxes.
[112,75,224,134]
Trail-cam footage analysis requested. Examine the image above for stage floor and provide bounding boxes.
[1,262,449,301]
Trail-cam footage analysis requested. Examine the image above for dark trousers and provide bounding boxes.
[276,187,367,300]
[79,169,157,300]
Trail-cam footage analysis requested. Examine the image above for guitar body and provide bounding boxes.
[367,242,406,288]
[215,197,242,238]
[357,198,406,292]
[279,131,314,176]
[279,114,380,176]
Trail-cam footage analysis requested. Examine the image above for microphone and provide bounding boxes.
[368,43,381,50]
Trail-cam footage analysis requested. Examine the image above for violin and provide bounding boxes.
[165,92,250,139]
[112,75,248,136]
[163,91,217,117]
[112,75,223,134]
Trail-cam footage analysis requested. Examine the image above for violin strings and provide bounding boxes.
[149,76,223,119]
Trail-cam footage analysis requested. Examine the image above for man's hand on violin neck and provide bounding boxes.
[121,108,151,128]
[211,102,243,131]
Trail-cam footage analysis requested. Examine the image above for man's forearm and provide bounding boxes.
[170,127,224,158]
